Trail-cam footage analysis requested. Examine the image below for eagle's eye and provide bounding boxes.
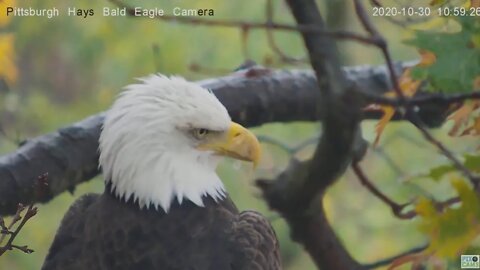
[193,128,210,140]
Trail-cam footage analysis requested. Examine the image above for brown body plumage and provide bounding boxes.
[42,190,281,270]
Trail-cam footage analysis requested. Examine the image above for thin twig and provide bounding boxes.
[292,136,320,153]
[352,162,414,219]
[409,113,480,188]
[0,204,37,256]
[109,0,375,45]
[372,147,405,177]
[0,204,24,244]
[10,244,34,254]
[258,135,295,154]
[353,0,405,102]
[363,91,480,107]
[265,0,306,64]
[399,196,461,219]
[363,243,428,269]
[353,162,462,220]
[0,174,46,255]
[258,134,319,155]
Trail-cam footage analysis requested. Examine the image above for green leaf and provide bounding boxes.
[411,154,480,182]
[429,164,456,181]
[405,17,480,94]
[415,178,480,258]
[465,154,480,173]
[410,163,455,182]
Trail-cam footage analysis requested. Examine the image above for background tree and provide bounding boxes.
[0,0,479,269]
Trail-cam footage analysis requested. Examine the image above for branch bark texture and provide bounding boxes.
[258,0,365,269]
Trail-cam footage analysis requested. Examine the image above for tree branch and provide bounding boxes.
[0,62,444,215]
[257,0,364,268]
[408,113,480,188]
[0,204,37,256]
[352,162,413,219]
[108,0,375,45]
[352,162,461,221]
[353,0,405,102]
[363,243,428,269]
[364,90,480,106]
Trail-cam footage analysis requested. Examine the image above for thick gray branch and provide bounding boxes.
[258,0,364,269]
[0,63,423,215]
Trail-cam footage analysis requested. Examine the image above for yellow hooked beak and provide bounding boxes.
[197,122,261,167]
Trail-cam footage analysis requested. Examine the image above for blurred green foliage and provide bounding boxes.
[4,0,475,269]
[407,16,480,93]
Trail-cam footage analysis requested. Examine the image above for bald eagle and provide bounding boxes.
[42,75,281,270]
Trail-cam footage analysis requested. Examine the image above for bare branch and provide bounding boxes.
[265,0,307,64]
[258,134,319,155]
[352,162,413,219]
[353,0,405,101]
[371,147,405,177]
[0,204,37,256]
[108,0,375,44]
[363,243,428,269]
[409,113,480,188]
[353,162,462,221]
[364,90,480,107]
[257,0,365,268]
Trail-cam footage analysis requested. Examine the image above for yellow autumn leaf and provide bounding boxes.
[447,100,480,136]
[415,196,437,218]
[418,50,436,67]
[461,116,480,136]
[372,105,395,146]
[367,50,434,145]
[368,69,422,145]
[415,178,480,259]
[0,33,17,85]
[0,0,16,27]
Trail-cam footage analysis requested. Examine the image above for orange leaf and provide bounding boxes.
[461,116,480,136]
[471,0,480,8]
[448,101,480,136]
[368,50,433,145]
[368,68,421,145]
[398,69,422,97]
[373,106,395,146]
[418,50,436,68]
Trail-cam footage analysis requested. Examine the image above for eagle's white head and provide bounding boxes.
[99,75,260,212]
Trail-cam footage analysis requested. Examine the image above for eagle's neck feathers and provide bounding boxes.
[103,147,227,212]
